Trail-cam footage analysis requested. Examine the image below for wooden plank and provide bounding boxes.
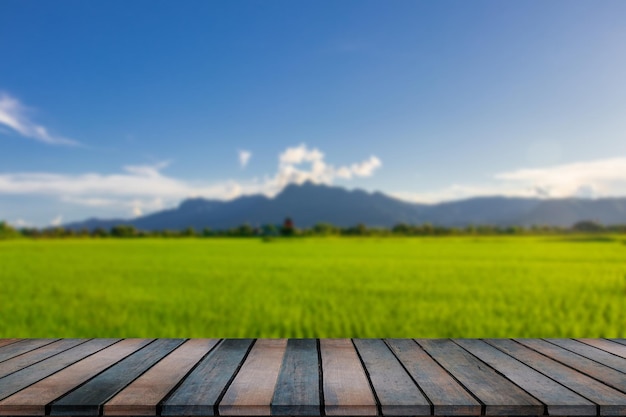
[0,339,119,401]
[579,339,626,359]
[0,340,58,363]
[417,339,543,415]
[0,340,21,349]
[0,339,152,416]
[517,339,626,393]
[386,339,480,415]
[320,339,377,416]
[456,339,595,416]
[161,339,254,416]
[271,339,320,416]
[487,339,626,415]
[547,339,626,374]
[50,339,183,416]
[0,339,87,379]
[611,339,626,346]
[103,339,220,416]
[354,339,430,416]
[219,339,287,416]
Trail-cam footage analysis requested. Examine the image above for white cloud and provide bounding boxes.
[50,215,63,227]
[0,93,79,146]
[238,150,252,168]
[9,218,32,228]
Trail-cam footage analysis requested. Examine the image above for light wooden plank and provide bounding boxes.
[418,339,543,415]
[50,339,184,416]
[0,340,21,349]
[456,339,594,416]
[386,339,480,415]
[488,339,626,415]
[271,339,320,416]
[219,339,287,416]
[517,339,626,393]
[0,340,59,364]
[354,339,430,416]
[103,339,219,416]
[547,339,626,375]
[0,339,119,401]
[0,339,87,379]
[161,339,254,416]
[320,339,377,416]
[0,339,152,416]
[579,339,626,359]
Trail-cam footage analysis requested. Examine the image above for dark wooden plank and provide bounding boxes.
[0,340,59,363]
[320,339,377,416]
[0,339,120,401]
[611,339,626,346]
[456,339,595,416]
[580,339,626,359]
[0,339,151,416]
[271,339,320,416]
[354,339,430,416]
[386,339,480,415]
[487,339,626,415]
[104,339,220,416]
[0,340,21,349]
[0,339,87,379]
[517,339,626,393]
[417,339,543,415]
[50,339,184,416]
[547,339,626,374]
[161,339,254,416]
[219,339,287,416]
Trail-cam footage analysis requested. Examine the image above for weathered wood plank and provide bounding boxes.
[0,340,21,349]
[50,339,183,416]
[487,339,626,415]
[219,339,287,416]
[0,339,87,379]
[320,339,377,416]
[354,339,430,416]
[517,339,626,393]
[455,339,595,416]
[103,339,219,416]
[271,339,320,416]
[417,339,543,415]
[161,339,254,416]
[386,339,480,415]
[579,339,626,359]
[547,339,626,374]
[611,339,626,346]
[0,339,151,416]
[0,340,58,364]
[0,339,119,401]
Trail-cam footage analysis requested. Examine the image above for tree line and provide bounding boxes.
[1,219,625,239]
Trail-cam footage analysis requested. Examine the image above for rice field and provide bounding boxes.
[0,236,624,337]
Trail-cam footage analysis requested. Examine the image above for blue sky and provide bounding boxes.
[2,1,626,226]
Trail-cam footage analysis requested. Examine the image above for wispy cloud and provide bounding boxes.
[238,149,252,168]
[0,92,79,146]
[50,215,63,227]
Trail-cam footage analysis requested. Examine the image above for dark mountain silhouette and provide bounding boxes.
[64,181,626,230]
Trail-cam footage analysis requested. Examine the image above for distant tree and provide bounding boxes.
[237,223,254,237]
[110,224,137,237]
[261,224,279,236]
[202,227,213,237]
[182,227,196,237]
[572,220,604,233]
[313,222,338,235]
[392,223,411,235]
[92,227,108,238]
[0,221,18,239]
[281,217,295,236]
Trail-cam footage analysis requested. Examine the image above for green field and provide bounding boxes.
[1,236,624,337]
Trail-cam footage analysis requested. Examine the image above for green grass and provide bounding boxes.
[1,236,624,337]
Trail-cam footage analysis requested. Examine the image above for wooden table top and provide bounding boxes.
[0,338,625,416]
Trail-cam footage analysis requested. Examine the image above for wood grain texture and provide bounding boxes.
[417,339,543,415]
[50,339,183,416]
[0,339,87,379]
[0,340,20,349]
[320,339,377,416]
[161,339,254,416]
[579,339,626,359]
[0,339,119,402]
[487,339,626,415]
[386,339,480,415]
[612,339,626,346]
[0,339,151,416]
[103,339,219,416]
[455,339,594,416]
[0,340,59,364]
[271,339,320,416]
[219,339,287,416]
[354,339,430,416]
[546,339,626,375]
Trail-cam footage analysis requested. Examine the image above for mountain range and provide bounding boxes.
[64,182,626,230]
